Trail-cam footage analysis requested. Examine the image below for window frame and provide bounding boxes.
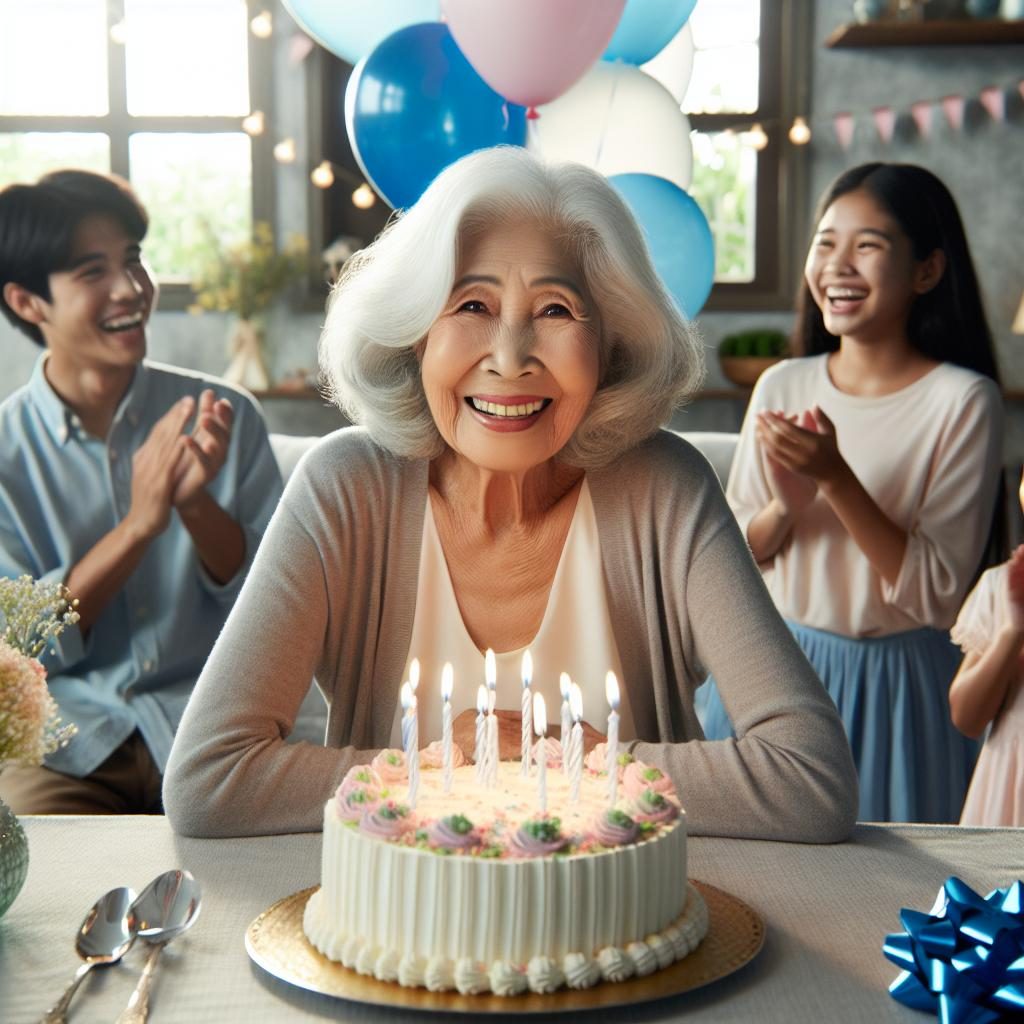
[0,0,274,309]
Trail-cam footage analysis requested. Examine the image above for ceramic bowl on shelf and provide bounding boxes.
[718,356,785,388]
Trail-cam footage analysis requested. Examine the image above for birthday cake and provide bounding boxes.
[303,743,708,995]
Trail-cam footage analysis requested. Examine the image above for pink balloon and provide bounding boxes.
[441,0,626,114]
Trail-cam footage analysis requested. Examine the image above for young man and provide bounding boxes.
[0,169,283,813]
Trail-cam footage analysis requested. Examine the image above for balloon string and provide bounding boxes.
[593,61,621,171]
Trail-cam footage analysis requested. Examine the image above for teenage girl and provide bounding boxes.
[701,162,1003,823]
[948,492,1024,827]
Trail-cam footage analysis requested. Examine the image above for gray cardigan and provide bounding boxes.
[164,428,857,840]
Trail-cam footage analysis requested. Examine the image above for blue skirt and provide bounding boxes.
[697,622,980,824]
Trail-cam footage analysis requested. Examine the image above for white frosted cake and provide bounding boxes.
[303,743,707,995]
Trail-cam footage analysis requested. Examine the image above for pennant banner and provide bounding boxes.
[872,106,896,144]
[910,100,933,139]
[833,112,855,150]
[941,94,966,132]
[979,85,1005,122]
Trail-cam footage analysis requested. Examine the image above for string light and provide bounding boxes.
[250,10,273,39]
[311,161,335,189]
[743,122,769,150]
[241,110,265,136]
[273,138,296,164]
[788,116,811,145]
[351,183,376,210]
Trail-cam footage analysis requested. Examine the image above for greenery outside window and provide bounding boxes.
[0,0,272,306]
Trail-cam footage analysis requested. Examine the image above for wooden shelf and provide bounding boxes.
[826,18,1024,47]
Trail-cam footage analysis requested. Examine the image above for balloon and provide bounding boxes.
[441,0,625,112]
[609,174,714,318]
[281,0,440,65]
[346,23,526,210]
[603,0,698,64]
[528,62,692,193]
[641,22,694,104]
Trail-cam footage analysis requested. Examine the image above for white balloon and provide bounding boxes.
[641,22,694,105]
[527,61,692,192]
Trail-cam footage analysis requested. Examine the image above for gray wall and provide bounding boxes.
[3,1,1021,447]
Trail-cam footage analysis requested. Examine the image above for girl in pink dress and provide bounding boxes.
[949,486,1024,827]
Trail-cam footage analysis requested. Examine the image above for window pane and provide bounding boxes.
[689,132,756,283]
[125,0,249,116]
[682,1,759,115]
[0,133,110,182]
[0,0,107,115]
[129,133,251,279]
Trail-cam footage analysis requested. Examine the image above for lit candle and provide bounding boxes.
[559,672,572,776]
[441,662,454,794]
[475,685,488,784]
[401,681,419,808]
[569,682,584,805]
[409,657,420,693]
[485,649,498,786]
[534,692,548,814]
[521,650,533,776]
[605,670,620,807]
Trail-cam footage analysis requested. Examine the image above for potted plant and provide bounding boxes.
[718,329,789,388]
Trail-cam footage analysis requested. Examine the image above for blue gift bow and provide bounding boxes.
[883,877,1024,1023]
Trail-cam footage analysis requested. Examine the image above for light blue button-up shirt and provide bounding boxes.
[0,356,283,776]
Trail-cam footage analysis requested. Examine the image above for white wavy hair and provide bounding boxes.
[318,145,704,468]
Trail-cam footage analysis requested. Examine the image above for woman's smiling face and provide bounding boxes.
[420,218,601,475]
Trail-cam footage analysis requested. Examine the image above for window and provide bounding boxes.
[0,0,272,301]
[685,0,810,309]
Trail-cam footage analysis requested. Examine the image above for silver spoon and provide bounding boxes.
[115,869,202,1024]
[40,885,137,1024]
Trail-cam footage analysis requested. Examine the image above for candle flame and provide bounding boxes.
[485,648,496,689]
[409,658,420,692]
[569,682,583,721]
[533,692,547,736]
[605,670,620,709]
[401,680,414,712]
[476,684,488,715]
[559,671,571,699]
[441,662,453,702]
[521,649,533,689]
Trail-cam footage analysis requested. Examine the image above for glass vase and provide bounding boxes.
[0,796,29,918]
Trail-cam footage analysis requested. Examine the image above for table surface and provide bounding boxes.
[2,817,1021,1023]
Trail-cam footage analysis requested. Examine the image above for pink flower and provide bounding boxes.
[371,748,409,786]
[0,640,75,764]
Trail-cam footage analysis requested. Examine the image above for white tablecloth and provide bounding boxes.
[2,817,1021,1022]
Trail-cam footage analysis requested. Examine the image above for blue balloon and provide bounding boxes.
[346,23,527,210]
[610,173,714,318]
[281,0,440,66]
[603,0,698,64]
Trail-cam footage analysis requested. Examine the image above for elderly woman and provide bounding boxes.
[164,147,857,840]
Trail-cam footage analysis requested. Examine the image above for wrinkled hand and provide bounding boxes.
[452,707,606,762]
[756,405,848,488]
[127,397,195,539]
[1006,544,1024,632]
[172,389,234,509]
[756,408,818,515]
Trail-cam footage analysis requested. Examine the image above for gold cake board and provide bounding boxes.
[245,880,765,1013]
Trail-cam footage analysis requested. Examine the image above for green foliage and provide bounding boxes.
[718,329,789,358]
[523,818,563,843]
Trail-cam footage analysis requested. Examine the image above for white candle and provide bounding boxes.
[534,692,548,815]
[559,672,572,776]
[569,682,584,805]
[605,670,620,807]
[475,685,487,784]
[441,662,454,794]
[409,657,420,693]
[521,650,533,776]
[485,649,498,786]
[401,682,419,808]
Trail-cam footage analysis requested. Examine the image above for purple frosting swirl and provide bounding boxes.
[336,786,381,823]
[509,822,569,858]
[427,817,481,851]
[592,810,640,847]
[359,801,414,840]
[632,788,680,825]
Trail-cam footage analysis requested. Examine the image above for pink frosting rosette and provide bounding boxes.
[359,800,414,840]
[622,760,675,800]
[418,740,468,770]
[584,742,634,777]
[371,748,408,786]
[338,764,382,798]
[631,787,680,825]
[335,785,382,823]
[508,817,569,858]
[592,808,640,847]
[427,813,481,851]
[532,736,563,771]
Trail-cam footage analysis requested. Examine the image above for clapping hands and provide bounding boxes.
[172,389,234,509]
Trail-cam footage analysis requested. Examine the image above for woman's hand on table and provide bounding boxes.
[452,707,606,761]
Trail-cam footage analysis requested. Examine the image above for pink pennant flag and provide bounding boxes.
[833,112,855,150]
[941,94,966,132]
[288,32,315,65]
[979,86,1006,122]
[910,100,934,139]
[872,106,896,144]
